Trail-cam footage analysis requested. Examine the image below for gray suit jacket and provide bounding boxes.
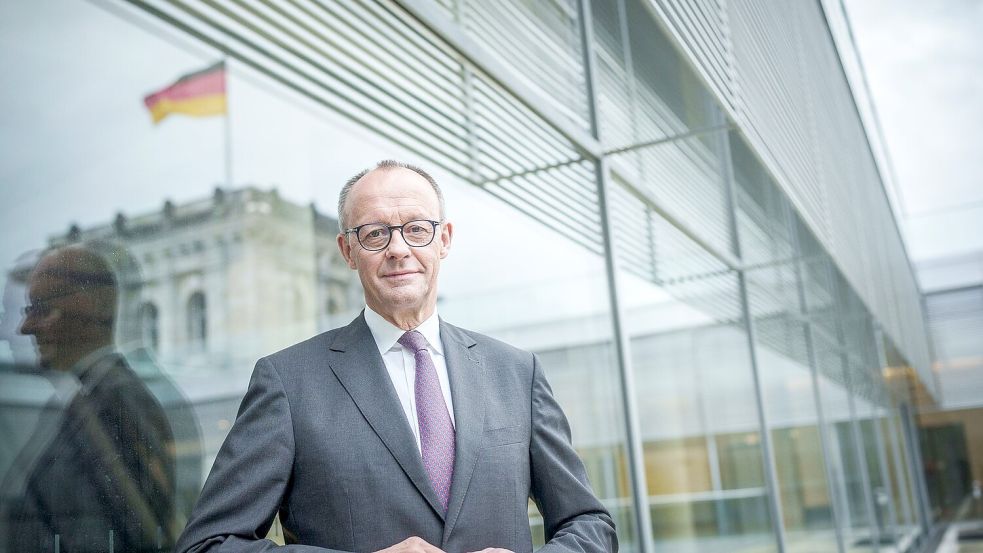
[175,314,616,552]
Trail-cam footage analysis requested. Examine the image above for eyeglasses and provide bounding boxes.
[22,290,83,318]
[344,219,441,251]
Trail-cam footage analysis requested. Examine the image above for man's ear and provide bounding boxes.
[337,233,358,269]
[439,221,453,259]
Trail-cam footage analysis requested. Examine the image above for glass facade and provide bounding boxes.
[0,1,939,552]
[916,255,983,525]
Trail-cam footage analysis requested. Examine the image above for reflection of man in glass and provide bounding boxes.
[1,245,177,552]
[176,160,617,553]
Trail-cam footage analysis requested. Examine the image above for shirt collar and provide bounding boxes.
[363,305,443,356]
[70,344,118,380]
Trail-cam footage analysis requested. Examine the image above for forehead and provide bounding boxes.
[348,168,439,220]
[25,251,88,298]
[26,267,66,299]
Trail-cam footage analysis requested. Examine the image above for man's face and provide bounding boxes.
[18,250,114,370]
[337,168,452,324]
[19,264,75,370]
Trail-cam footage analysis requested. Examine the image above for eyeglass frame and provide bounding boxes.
[343,219,443,251]
[21,289,85,319]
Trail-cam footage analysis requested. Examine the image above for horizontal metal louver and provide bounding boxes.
[127,0,604,257]
[611,178,741,326]
[128,0,472,175]
[649,0,737,113]
[461,0,591,133]
[647,0,933,391]
[811,329,849,390]
[470,72,603,255]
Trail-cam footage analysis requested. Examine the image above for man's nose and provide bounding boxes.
[385,229,412,257]
[19,312,37,336]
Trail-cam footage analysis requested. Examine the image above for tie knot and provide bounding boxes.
[398,330,428,353]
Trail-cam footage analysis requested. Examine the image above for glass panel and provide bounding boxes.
[884,413,919,535]
[812,329,875,553]
[610,165,777,552]
[733,132,839,551]
[440,174,637,551]
[755,332,838,551]
[591,0,723,151]
[876,407,916,541]
[855,392,895,546]
[834,416,879,552]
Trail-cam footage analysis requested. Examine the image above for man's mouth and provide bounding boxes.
[382,271,419,279]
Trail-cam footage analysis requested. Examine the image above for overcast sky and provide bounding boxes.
[842,0,983,261]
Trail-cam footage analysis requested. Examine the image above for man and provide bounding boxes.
[175,160,617,552]
[1,245,177,552]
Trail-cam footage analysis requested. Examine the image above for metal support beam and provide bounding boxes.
[844,365,882,552]
[873,324,918,534]
[869,409,900,544]
[716,107,787,553]
[595,155,656,553]
[735,273,787,553]
[789,206,847,553]
[870,327,903,542]
[884,413,916,530]
[899,402,934,536]
[576,0,653,550]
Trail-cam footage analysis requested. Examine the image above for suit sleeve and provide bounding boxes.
[529,353,619,553]
[174,357,349,553]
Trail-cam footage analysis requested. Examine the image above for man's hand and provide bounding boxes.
[375,536,446,553]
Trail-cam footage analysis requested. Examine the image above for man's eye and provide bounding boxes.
[365,229,385,239]
[406,224,425,234]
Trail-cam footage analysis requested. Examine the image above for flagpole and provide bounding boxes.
[223,56,233,187]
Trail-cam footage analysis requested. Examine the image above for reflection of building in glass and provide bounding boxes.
[48,187,362,371]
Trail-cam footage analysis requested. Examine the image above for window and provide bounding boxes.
[187,291,207,349]
[140,301,160,352]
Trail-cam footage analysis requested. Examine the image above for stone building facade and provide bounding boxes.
[50,187,362,373]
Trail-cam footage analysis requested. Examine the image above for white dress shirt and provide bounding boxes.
[363,305,456,453]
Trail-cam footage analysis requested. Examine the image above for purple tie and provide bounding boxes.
[399,330,455,513]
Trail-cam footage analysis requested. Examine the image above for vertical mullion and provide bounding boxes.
[874,324,925,532]
[596,155,655,553]
[579,0,653,551]
[789,204,847,553]
[718,112,787,552]
[884,411,915,530]
[899,402,932,537]
[867,331,901,544]
[875,325,916,531]
[843,350,882,553]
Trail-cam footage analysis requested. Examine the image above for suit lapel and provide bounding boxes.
[327,313,445,520]
[439,319,485,543]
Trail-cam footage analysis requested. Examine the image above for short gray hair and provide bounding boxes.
[337,160,445,232]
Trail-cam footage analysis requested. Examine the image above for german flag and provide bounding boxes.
[143,62,226,124]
